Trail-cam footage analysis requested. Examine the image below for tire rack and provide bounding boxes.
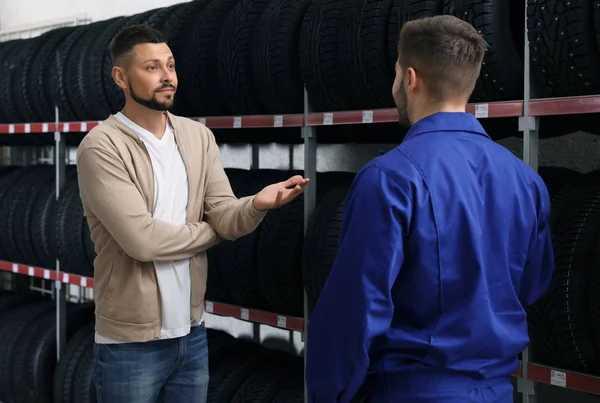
[1,2,600,401]
[1,93,600,401]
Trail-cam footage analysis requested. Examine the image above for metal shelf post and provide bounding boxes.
[302,87,317,403]
[54,106,67,360]
[519,1,539,402]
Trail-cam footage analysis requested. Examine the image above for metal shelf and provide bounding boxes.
[0,260,303,332]
[3,96,600,134]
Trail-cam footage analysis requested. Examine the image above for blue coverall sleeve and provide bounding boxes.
[519,183,554,307]
[306,164,412,403]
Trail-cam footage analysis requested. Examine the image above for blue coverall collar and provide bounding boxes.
[402,111,491,143]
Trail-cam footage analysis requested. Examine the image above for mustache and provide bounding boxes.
[155,84,176,92]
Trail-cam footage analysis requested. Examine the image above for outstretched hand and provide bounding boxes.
[253,175,310,211]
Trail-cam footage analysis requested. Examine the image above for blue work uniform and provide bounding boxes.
[306,112,554,402]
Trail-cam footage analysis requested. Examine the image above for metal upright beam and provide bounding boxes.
[54,106,67,360]
[519,2,538,402]
[521,0,539,171]
[302,87,317,403]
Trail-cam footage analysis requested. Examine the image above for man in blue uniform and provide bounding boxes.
[306,15,554,402]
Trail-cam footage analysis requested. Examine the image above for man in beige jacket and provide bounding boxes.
[76,24,308,403]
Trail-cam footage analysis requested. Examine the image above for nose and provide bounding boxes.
[161,68,174,83]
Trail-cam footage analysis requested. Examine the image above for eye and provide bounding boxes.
[147,65,157,71]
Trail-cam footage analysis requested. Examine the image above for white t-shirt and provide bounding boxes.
[95,112,198,344]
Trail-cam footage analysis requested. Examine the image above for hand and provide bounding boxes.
[253,175,310,211]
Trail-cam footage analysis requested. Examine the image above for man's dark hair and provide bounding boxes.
[397,15,488,102]
[109,24,166,66]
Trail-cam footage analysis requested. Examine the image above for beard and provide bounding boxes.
[129,83,176,112]
[393,78,411,129]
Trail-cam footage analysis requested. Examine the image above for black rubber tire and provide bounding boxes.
[230,354,287,403]
[53,26,89,122]
[339,0,396,109]
[9,165,54,266]
[207,329,238,360]
[0,299,55,402]
[444,0,524,102]
[29,27,76,122]
[217,170,288,310]
[56,176,90,276]
[13,36,43,122]
[177,0,238,117]
[72,341,95,403]
[299,0,355,112]
[53,321,95,403]
[207,349,267,403]
[537,166,583,199]
[302,184,352,314]
[14,304,94,403]
[64,21,106,121]
[257,195,305,316]
[0,167,42,261]
[528,0,600,97]
[542,182,600,372]
[218,0,272,115]
[0,39,28,124]
[252,0,313,114]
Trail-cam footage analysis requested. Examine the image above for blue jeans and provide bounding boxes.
[93,323,209,403]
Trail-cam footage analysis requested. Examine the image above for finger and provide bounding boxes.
[282,175,305,187]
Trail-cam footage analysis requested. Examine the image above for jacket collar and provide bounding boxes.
[402,112,490,143]
[105,111,180,143]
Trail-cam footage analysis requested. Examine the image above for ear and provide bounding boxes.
[406,67,418,92]
[112,66,128,90]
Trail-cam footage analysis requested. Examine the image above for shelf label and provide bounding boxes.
[240,308,249,320]
[362,111,373,124]
[80,277,87,287]
[24,124,31,133]
[475,103,489,118]
[28,266,34,276]
[42,123,49,132]
[44,270,50,279]
[323,113,333,125]
[198,118,206,126]
[63,123,70,132]
[277,316,287,328]
[233,117,242,128]
[81,122,87,132]
[62,273,70,283]
[274,115,283,127]
[12,263,18,273]
[8,124,14,134]
[205,301,214,313]
[550,370,566,387]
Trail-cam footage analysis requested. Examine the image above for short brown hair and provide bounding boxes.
[110,24,166,66]
[397,15,487,102]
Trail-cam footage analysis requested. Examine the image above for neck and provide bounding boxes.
[121,102,167,139]
[411,101,466,125]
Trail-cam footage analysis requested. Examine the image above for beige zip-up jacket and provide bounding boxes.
[76,112,266,342]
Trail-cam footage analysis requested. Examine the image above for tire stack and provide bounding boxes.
[526,168,600,376]
[0,1,597,138]
[0,0,571,118]
[0,291,302,403]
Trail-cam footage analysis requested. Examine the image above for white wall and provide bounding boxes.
[0,0,191,31]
